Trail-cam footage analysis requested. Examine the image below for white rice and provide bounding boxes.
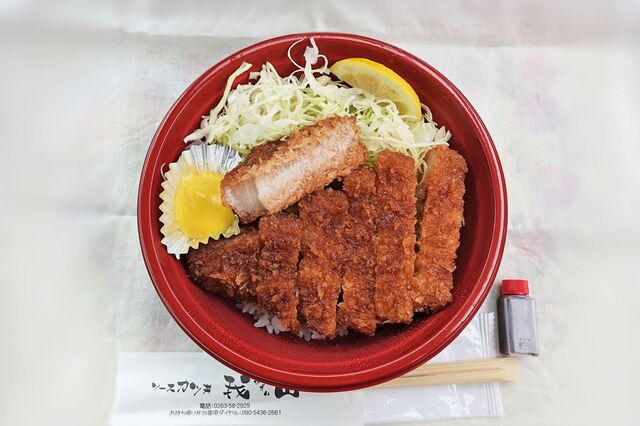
[236,301,348,340]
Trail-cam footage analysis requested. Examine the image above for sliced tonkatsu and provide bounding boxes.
[297,189,349,338]
[185,227,260,301]
[185,142,467,339]
[373,151,417,324]
[338,166,377,336]
[255,213,303,333]
[221,116,367,223]
[412,146,468,312]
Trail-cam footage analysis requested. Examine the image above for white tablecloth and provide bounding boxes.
[2,1,639,425]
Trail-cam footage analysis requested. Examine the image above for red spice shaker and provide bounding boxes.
[497,279,539,356]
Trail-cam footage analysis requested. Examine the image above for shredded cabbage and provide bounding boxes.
[184,38,451,180]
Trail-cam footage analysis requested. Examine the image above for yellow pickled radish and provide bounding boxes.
[174,172,235,239]
[159,143,242,258]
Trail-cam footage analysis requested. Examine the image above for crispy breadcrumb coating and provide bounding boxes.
[297,189,349,338]
[338,167,377,335]
[412,146,468,312]
[255,213,303,332]
[185,228,259,301]
[373,151,416,324]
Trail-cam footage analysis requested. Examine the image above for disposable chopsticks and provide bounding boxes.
[375,357,518,389]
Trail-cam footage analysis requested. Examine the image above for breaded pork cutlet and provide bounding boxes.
[412,146,468,312]
[338,167,377,336]
[297,189,349,338]
[255,213,303,333]
[185,228,259,301]
[373,151,417,324]
[221,116,367,223]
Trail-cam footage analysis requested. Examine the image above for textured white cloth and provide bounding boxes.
[2,1,639,425]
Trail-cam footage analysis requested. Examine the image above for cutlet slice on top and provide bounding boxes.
[185,228,259,301]
[255,213,303,333]
[221,116,367,223]
[373,151,417,324]
[338,166,377,336]
[297,189,349,338]
[412,146,468,312]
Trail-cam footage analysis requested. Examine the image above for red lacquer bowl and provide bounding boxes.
[138,33,507,392]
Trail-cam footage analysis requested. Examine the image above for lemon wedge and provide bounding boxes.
[330,58,422,121]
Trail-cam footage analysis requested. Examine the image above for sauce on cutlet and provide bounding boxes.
[186,147,466,338]
[297,189,349,338]
[184,228,259,301]
[338,167,377,336]
[412,146,467,312]
[373,151,417,324]
[255,213,303,333]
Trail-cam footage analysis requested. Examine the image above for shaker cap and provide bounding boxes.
[501,279,529,295]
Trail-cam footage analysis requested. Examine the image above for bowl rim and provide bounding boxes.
[137,32,507,392]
